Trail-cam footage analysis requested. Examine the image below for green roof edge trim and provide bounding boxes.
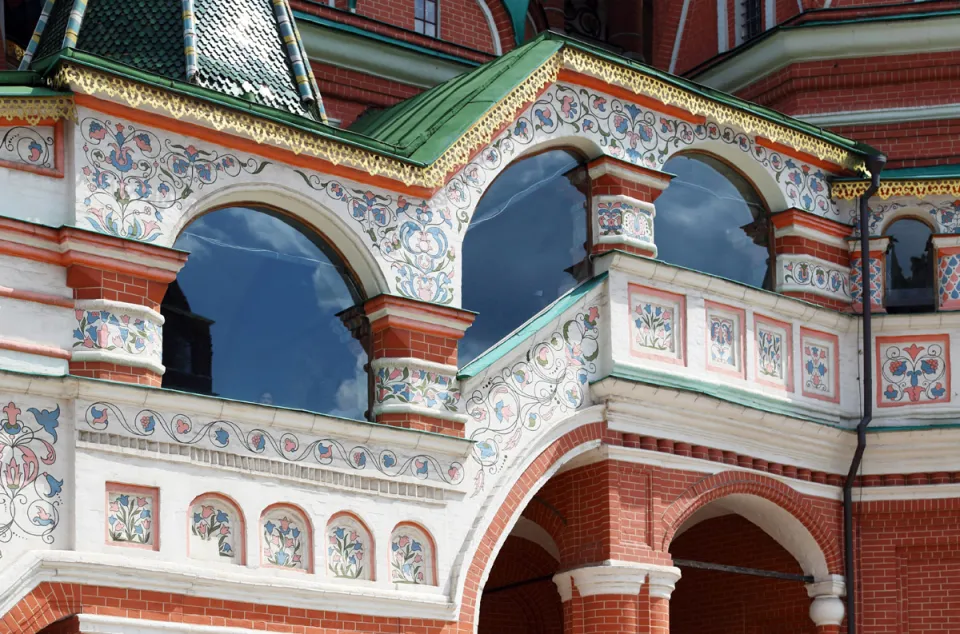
[597,365,850,431]
[458,271,608,379]
[293,10,483,68]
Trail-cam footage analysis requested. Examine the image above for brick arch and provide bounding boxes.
[660,470,843,575]
[457,421,606,633]
[1,583,80,634]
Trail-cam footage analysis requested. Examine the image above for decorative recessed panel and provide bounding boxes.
[850,256,884,309]
[938,250,960,310]
[704,302,745,379]
[390,524,435,585]
[595,196,655,251]
[628,284,685,365]
[106,484,157,549]
[754,315,793,391]
[261,506,311,571]
[780,257,851,301]
[189,495,242,563]
[877,335,950,408]
[327,513,373,581]
[800,328,840,403]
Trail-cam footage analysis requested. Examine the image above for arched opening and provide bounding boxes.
[161,206,368,418]
[884,217,934,313]
[460,149,589,363]
[655,153,773,289]
[669,495,824,634]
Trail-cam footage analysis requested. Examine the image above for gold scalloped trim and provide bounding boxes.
[561,48,866,175]
[832,179,960,200]
[0,96,76,125]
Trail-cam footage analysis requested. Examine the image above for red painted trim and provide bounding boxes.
[328,510,377,581]
[558,69,707,125]
[104,482,160,552]
[755,136,848,174]
[799,327,841,404]
[259,502,315,573]
[704,300,746,380]
[753,313,794,392]
[186,492,247,566]
[0,119,65,179]
[0,286,73,309]
[0,338,71,360]
[586,155,673,188]
[771,208,852,240]
[875,334,951,409]
[74,94,437,200]
[627,283,687,366]
[390,521,439,586]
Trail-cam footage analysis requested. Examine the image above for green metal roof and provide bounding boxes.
[834,164,960,182]
[27,0,324,121]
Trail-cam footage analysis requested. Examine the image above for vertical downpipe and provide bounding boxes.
[843,152,886,634]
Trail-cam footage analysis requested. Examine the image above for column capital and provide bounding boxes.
[554,561,682,599]
[806,575,846,627]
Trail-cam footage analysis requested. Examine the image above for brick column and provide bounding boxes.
[364,295,475,437]
[772,209,853,311]
[553,562,680,633]
[849,236,889,313]
[587,156,672,259]
[807,577,845,633]
[63,229,187,386]
[933,235,960,310]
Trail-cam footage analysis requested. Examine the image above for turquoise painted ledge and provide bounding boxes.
[458,272,608,379]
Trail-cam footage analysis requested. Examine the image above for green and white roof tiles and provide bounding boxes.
[19,0,326,121]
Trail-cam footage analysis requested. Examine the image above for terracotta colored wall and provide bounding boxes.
[311,61,422,126]
[674,0,719,75]
[670,515,815,634]
[478,537,563,634]
[830,119,960,169]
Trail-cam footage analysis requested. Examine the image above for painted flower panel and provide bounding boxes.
[261,509,309,570]
[800,329,839,403]
[629,286,684,364]
[327,516,372,580]
[878,336,950,407]
[189,498,240,563]
[755,316,792,390]
[390,526,434,585]
[107,488,155,547]
[705,304,745,378]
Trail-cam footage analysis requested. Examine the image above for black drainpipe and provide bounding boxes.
[844,152,886,634]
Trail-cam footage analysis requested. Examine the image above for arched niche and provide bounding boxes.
[187,493,245,564]
[260,503,313,572]
[656,151,774,289]
[326,511,375,581]
[459,148,590,362]
[389,522,438,586]
[160,204,369,418]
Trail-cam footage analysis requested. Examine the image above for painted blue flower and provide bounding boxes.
[222,543,233,553]
[335,527,345,540]
[194,512,203,523]
[624,104,642,120]
[265,521,276,535]
[119,495,130,507]
[140,510,151,519]
[884,385,899,400]
[214,428,229,445]
[411,541,422,552]
[215,510,229,523]
[135,525,144,535]
[382,454,397,468]
[275,551,289,566]
[43,473,63,497]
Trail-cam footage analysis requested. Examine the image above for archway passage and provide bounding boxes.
[670,513,815,634]
[478,535,562,634]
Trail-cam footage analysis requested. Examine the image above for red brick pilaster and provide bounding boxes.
[364,295,475,437]
[772,208,854,310]
[587,156,672,260]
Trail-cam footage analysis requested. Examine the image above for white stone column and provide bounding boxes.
[806,575,846,632]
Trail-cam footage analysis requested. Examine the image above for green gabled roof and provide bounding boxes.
[351,38,562,163]
[350,32,875,167]
[26,0,325,121]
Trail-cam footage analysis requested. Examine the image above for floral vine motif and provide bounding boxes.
[783,260,850,299]
[294,174,456,304]
[879,340,949,405]
[443,84,835,220]
[84,403,464,485]
[391,533,427,584]
[79,117,269,243]
[633,302,674,352]
[107,492,153,545]
[0,402,61,560]
[709,316,735,367]
[72,309,161,362]
[375,366,459,413]
[263,516,305,568]
[757,329,784,380]
[0,126,53,168]
[327,525,365,579]
[803,343,830,394]
[851,199,960,237]
[192,505,234,558]
[466,307,600,496]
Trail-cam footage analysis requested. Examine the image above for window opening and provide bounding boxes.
[415,0,438,37]
[884,218,935,313]
[740,0,762,42]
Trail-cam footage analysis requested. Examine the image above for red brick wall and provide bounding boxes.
[670,515,815,634]
[855,498,960,633]
[311,61,422,127]
[478,536,562,634]
[830,119,960,169]
[674,0,719,75]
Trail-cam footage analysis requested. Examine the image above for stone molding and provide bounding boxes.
[554,561,681,599]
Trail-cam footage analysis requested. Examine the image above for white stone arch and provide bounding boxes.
[671,493,830,579]
[662,138,790,213]
[873,201,939,237]
[172,181,390,301]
